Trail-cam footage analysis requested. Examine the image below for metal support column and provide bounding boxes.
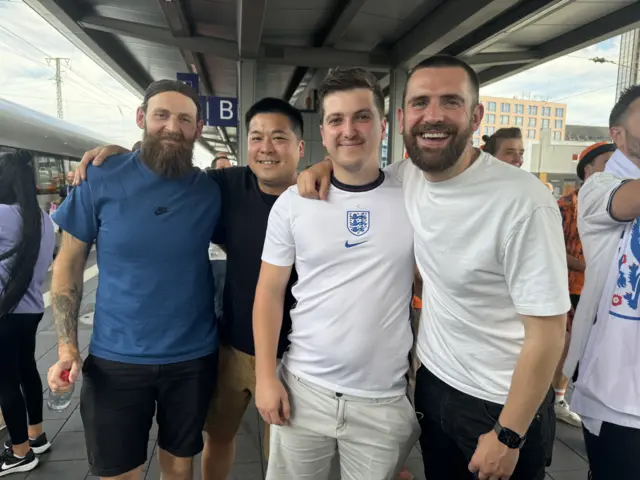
[236,59,257,165]
[387,68,407,164]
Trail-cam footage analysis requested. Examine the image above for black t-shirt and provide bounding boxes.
[208,167,296,358]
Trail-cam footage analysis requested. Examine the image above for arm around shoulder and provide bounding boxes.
[297,157,333,200]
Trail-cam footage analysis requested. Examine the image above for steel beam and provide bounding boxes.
[445,0,571,57]
[462,51,542,67]
[259,45,389,70]
[389,0,512,68]
[237,0,268,58]
[284,0,367,102]
[79,15,239,60]
[79,15,390,69]
[479,2,640,86]
[156,0,225,152]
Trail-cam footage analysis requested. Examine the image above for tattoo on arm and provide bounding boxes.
[53,284,82,348]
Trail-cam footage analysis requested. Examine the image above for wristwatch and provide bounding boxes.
[493,421,527,449]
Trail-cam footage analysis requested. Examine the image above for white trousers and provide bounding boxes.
[266,368,420,480]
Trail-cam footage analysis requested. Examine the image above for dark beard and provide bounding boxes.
[140,130,195,179]
[626,129,640,161]
[404,120,473,173]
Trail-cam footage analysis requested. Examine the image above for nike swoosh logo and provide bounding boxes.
[1,460,22,471]
[345,240,367,248]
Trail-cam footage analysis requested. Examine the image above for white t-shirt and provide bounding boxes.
[262,171,414,398]
[388,152,570,404]
[567,172,640,435]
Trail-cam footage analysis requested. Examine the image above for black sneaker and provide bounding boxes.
[0,448,38,476]
[3,433,50,455]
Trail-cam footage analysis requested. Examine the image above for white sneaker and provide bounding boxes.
[555,399,582,427]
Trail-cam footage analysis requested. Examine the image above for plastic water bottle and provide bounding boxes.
[47,370,74,412]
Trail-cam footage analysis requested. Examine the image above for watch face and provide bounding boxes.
[498,428,523,449]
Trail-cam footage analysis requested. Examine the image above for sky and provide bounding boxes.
[480,36,622,126]
[0,0,628,161]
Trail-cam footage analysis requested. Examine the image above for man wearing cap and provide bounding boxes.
[553,142,615,427]
[48,79,221,480]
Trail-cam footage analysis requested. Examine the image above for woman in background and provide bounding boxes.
[0,150,55,476]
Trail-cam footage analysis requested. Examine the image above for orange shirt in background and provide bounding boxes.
[557,189,584,295]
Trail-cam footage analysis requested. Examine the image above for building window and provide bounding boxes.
[541,119,550,129]
[515,104,524,114]
[528,105,538,116]
[500,115,510,125]
[501,103,511,113]
[527,129,536,139]
[513,116,523,126]
[484,126,495,135]
[555,108,564,117]
[528,117,537,127]
[487,102,496,112]
[473,137,480,147]
[542,107,551,116]
[554,119,563,129]
[553,131,561,140]
[486,114,496,124]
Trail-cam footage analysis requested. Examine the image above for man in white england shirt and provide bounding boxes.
[563,85,640,479]
[253,68,419,479]
[299,55,570,480]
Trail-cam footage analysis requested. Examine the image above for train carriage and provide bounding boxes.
[0,98,110,254]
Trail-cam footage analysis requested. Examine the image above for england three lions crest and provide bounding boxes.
[347,211,370,237]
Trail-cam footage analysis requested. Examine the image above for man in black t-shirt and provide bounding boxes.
[75,97,304,480]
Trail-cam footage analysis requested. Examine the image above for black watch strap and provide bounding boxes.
[493,421,526,449]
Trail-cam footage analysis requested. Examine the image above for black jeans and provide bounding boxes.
[414,366,555,480]
[0,313,44,445]
[583,422,640,479]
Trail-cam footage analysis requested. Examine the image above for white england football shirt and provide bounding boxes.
[262,171,414,398]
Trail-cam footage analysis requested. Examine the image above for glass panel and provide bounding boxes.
[34,155,64,195]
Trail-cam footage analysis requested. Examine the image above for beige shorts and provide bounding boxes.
[204,345,270,458]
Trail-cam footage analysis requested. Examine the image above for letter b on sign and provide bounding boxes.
[208,97,237,127]
[220,100,234,120]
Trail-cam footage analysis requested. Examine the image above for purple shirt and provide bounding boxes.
[0,205,55,313]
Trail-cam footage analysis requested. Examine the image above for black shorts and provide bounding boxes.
[80,352,217,477]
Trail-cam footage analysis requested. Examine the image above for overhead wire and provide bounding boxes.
[0,22,137,110]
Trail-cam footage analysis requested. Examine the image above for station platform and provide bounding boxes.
[0,253,591,479]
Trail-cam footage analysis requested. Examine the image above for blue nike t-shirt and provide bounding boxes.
[53,151,221,365]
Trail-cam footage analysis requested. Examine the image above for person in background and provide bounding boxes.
[57,170,75,204]
[553,141,614,429]
[211,151,232,169]
[564,85,640,479]
[481,127,525,168]
[0,150,55,476]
